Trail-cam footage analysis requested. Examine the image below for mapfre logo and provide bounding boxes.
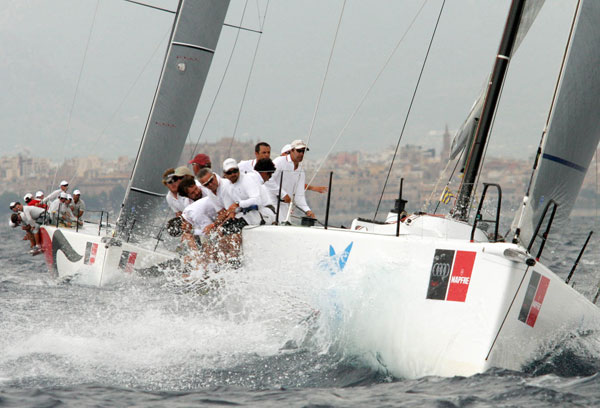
[426,249,476,302]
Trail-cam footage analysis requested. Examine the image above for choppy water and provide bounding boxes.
[2,217,600,407]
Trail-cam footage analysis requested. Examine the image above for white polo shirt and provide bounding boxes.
[21,206,46,233]
[204,174,231,211]
[227,172,263,225]
[265,155,310,220]
[166,192,193,214]
[238,159,257,175]
[182,196,219,236]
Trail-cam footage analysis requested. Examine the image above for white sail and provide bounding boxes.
[449,0,545,161]
[117,0,230,238]
[512,0,600,246]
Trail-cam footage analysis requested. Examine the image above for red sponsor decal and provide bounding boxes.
[125,252,137,274]
[89,243,98,265]
[526,275,550,327]
[446,251,476,302]
[40,228,54,274]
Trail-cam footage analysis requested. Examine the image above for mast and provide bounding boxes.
[116,0,230,238]
[454,0,526,221]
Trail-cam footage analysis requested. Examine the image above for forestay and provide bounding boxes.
[512,0,600,246]
[117,0,230,239]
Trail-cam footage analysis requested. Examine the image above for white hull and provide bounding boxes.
[40,225,176,286]
[242,215,600,378]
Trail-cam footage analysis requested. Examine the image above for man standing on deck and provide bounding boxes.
[279,144,327,194]
[238,142,271,175]
[71,190,86,222]
[266,140,316,222]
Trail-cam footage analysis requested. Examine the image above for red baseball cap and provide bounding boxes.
[188,154,211,166]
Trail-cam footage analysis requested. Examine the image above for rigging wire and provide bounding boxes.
[51,0,100,189]
[227,0,272,157]
[123,0,175,14]
[373,0,446,220]
[189,0,252,160]
[68,29,172,184]
[305,0,348,150]
[306,0,429,188]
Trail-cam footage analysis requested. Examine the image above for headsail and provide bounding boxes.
[117,0,230,238]
[512,0,600,246]
[449,0,546,162]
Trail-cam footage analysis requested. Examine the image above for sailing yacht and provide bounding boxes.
[39,0,600,379]
[40,0,231,286]
[241,0,600,378]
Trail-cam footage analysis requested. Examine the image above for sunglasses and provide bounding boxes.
[294,149,306,154]
[201,174,215,187]
[224,168,239,175]
[166,176,180,185]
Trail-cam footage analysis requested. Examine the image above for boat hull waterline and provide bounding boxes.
[40,225,176,286]
[242,217,600,379]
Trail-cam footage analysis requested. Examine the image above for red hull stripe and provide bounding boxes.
[526,275,550,327]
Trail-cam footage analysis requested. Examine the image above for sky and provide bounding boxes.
[0,0,577,163]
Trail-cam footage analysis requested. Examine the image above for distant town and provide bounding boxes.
[1,132,598,226]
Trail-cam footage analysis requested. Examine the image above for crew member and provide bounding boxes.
[71,190,86,221]
[188,154,211,178]
[221,158,262,227]
[11,205,47,255]
[238,142,271,175]
[163,168,192,217]
[266,140,316,222]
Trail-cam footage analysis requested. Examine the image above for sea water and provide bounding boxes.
[2,218,600,407]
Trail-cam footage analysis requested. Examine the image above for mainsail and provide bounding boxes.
[117,0,230,238]
[512,0,600,246]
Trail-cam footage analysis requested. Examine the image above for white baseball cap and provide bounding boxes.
[60,180,69,186]
[290,140,309,151]
[9,201,17,209]
[73,189,81,195]
[24,193,33,201]
[59,192,68,199]
[280,144,292,155]
[67,194,73,200]
[222,158,239,172]
[35,191,44,198]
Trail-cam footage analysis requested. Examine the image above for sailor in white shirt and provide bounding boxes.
[265,140,316,222]
[251,158,278,224]
[11,205,47,253]
[238,142,271,175]
[163,167,193,216]
[181,196,219,238]
[196,168,231,212]
[222,158,264,226]
[177,176,219,237]
[49,192,75,226]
